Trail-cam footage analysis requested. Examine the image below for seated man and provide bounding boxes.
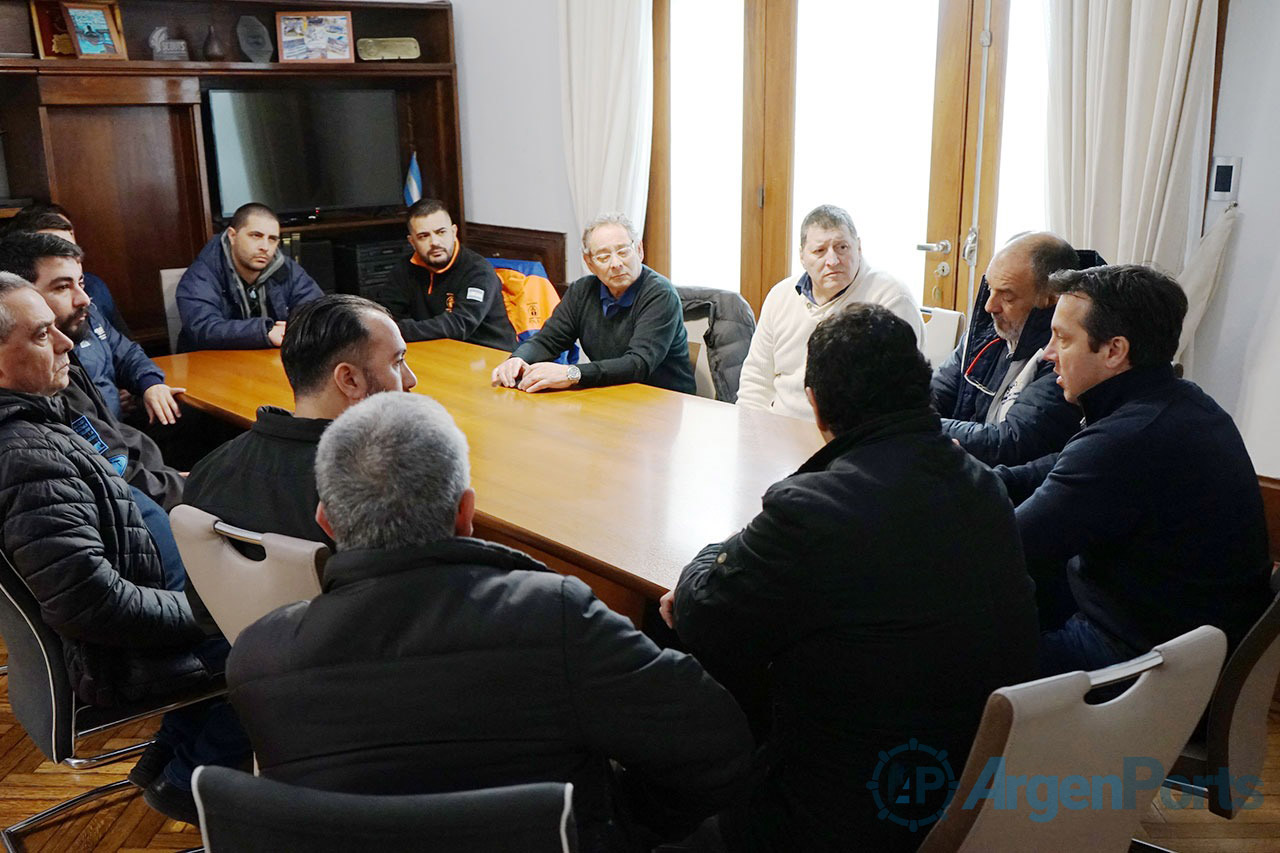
[0,274,249,824]
[994,264,1272,675]
[5,202,129,334]
[932,231,1083,465]
[491,212,695,394]
[182,293,416,635]
[736,204,923,420]
[664,304,1038,852]
[379,198,517,351]
[177,202,322,351]
[0,231,182,425]
[227,393,751,850]
[0,233,184,512]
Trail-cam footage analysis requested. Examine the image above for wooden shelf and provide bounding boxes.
[0,58,454,77]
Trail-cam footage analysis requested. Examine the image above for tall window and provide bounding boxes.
[790,1,940,295]
[993,0,1049,248]
[669,0,745,290]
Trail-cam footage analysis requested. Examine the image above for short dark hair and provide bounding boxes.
[281,294,392,396]
[0,231,85,284]
[1049,264,1188,367]
[406,198,449,228]
[804,303,932,435]
[6,202,74,236]
[231,203,278,230]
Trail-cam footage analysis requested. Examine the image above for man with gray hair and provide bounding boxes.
[491,212,695,393]
[227,392,752,849]
[737,203,924,420]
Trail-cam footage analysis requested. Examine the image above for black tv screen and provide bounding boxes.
[207,89,403,219]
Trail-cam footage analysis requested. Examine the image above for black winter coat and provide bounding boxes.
[995,365,1272,654]
[0,390,207,706]
[228,538,753,852]
[931,277,1081,465]
[673,408,1040,852]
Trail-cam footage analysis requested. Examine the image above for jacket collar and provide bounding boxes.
[0,386,68,426]
[321,537,551,592]
[1077,364,1178,424]
[251,405,330,442]
[797,406,941,474]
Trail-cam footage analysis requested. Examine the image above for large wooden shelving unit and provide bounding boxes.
[0,0,462,348]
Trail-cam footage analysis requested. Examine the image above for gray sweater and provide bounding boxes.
[512,266,695,393]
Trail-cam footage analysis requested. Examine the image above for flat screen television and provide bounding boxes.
[206,89,404,220]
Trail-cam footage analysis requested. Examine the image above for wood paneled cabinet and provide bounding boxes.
[0,0,462,348]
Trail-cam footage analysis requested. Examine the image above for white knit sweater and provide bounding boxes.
[736,263,924,420]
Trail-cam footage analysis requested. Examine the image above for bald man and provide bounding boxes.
[931,232,1084,466]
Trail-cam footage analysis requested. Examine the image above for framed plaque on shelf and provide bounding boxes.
[29,0,76,58]
[59,1,128,60]
[277,11,354,64]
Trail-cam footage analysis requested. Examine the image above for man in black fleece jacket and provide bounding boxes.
[994,264,1271,675]
[380,198,517,351]
[491,212,695,394]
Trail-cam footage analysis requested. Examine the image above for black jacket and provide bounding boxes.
[227,538,753,851]
[182,406,333,636]
[0,389,207,706]
[381,245,518,351]
[58,360,185,510]
[931,278,1081,465]
[673,408,1039,852]
[995,365,1272,654]
[677,286,756,402]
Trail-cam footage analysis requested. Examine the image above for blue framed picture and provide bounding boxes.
[61,2,128,60]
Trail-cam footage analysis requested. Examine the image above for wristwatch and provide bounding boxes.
[565,365,581,385]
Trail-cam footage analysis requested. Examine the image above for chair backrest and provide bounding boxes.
[676,287,756,402]
[921,306,964,369]
[193,766,577,853]
[918,625,1227,852]
[682,313,715,399]
[159,267,186,353]
[169,505,327,644]
[1197,590,1280,818]
[0,551,76,762]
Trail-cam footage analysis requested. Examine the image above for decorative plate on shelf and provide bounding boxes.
[236,15,273,63]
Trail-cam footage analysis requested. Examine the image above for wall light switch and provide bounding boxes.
[1209,156,1242,201]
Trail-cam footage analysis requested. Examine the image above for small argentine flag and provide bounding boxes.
[404,152,423,205]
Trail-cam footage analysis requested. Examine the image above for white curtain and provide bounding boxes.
[1175,202,1238,368]
[558,0,653,262]
[1047,0,1218,277]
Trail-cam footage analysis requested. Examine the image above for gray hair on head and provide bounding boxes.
[315,392,471,550]
[581,212,640,253]
[800,204,858,249]
[0,273,34,343]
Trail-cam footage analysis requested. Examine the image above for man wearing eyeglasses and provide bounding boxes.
[491,212,695,394]
[736,204,924,421]
[931,232,1084,466]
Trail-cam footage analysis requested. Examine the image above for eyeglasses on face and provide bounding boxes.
[589,244,635,266]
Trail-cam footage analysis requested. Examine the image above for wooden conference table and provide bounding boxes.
[154,340,824,624]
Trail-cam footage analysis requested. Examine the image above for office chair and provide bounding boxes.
[917,625,1226,852]
[169,505,327,644]
[0,550,224,853]
[1129,581,1280,850]
[192,766,577,853]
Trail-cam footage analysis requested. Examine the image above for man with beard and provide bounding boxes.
[0,231,183,424]
[181,294,417,636]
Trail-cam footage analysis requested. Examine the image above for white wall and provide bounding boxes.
[1192,0,1280,477]
[452,0,582,278]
